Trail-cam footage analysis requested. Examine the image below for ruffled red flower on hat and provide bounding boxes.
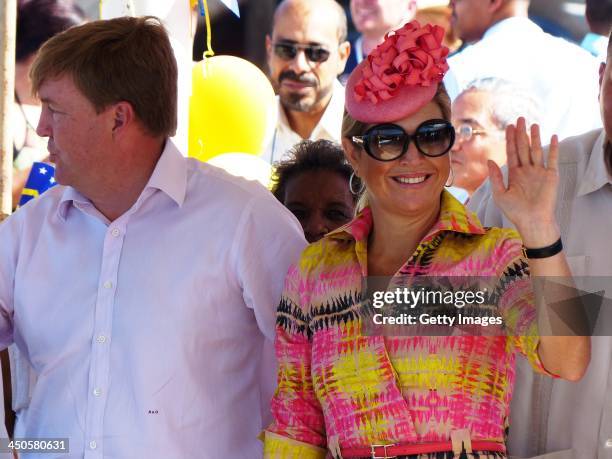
[346,21,450,123]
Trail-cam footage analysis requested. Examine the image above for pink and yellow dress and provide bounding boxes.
[263,191,557,458]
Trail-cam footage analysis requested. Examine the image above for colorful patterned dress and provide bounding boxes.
[263,191,556,458]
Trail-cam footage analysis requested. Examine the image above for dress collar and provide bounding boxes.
[327,190,486,244]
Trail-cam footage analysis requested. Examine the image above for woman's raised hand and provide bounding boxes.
[488,117,561,247]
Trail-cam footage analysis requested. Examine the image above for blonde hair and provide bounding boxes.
[342,83,452,212]
[30,16,177,138]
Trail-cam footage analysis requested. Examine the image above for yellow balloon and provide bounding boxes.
[208,153,273,188]
[189,56,277,161]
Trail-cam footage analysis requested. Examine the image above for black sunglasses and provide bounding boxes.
[352,119,455,161]
[273,41,331,63]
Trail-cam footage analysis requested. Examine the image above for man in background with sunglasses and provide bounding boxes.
[450,77,540,200]
[263,0,350,164]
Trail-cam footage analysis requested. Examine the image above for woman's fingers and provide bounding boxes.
[547,135,559,171]
[506,124,519,168]
[488,160,506,198]
[530,124,544,166]
[515,117,531,166]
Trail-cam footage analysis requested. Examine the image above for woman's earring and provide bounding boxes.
[349,172,365,195]
[445,166,455,187]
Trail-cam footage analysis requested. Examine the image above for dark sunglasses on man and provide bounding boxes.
[352,119,456,161]
[273,41,331,63]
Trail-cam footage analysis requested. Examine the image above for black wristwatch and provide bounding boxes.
[522,238,563,259]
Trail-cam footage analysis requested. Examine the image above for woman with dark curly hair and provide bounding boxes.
[272,139,360,243]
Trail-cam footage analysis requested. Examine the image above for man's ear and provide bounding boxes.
[488,0,505,14]
[341,136,362,174]
[111,101,135,136]
[337,40,351,75]
[599,61,607,92]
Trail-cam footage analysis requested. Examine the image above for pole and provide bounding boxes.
[0,0,16,222]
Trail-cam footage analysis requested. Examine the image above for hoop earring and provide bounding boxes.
[445,166,455,187]
[349,172,365,195]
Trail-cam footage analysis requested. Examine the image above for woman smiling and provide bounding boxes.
[263,21,589,459]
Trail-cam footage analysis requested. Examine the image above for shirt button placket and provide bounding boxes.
[85,224,125,456]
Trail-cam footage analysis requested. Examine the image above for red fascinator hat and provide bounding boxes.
[345,21,450,123]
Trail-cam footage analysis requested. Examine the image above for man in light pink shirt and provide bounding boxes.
[0,16,306,458]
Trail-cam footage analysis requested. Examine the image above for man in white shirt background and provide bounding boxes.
[344,0,417,77]
[263,0,350,164]
[0,16,306,458]
[469,31,612,459]
[449,0,601,142]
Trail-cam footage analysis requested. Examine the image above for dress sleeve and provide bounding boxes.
[263,263,327,459]
[494,232,559,378]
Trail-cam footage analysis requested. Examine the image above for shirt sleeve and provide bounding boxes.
[493,233,559,378]
[231,192,307,428]
[232,193,306,340]
[263,263,327,459]
[0,214,18,350]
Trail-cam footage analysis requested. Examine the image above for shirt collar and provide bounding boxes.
[327,190,486,244]
[355,35,365,64]
[57,186,90,220]
[277,78,345,140]
[145,139,187,207]
[577,130,612,196]
[57,139,187,221]
[483,17,540,40]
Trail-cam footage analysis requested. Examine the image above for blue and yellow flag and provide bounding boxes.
[18,162,57,208]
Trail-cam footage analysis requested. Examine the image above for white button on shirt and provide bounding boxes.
[0,140,307,458]
[449,17,602,142]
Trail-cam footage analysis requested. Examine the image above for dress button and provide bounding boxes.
[103,281,113,289]
[96,335,106,344]
[93,388,102,397]
[605,438,612,448]
[89,441,97,450]
[111,228,120,237]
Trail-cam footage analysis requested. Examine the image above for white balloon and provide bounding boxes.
[208,153,273,188]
